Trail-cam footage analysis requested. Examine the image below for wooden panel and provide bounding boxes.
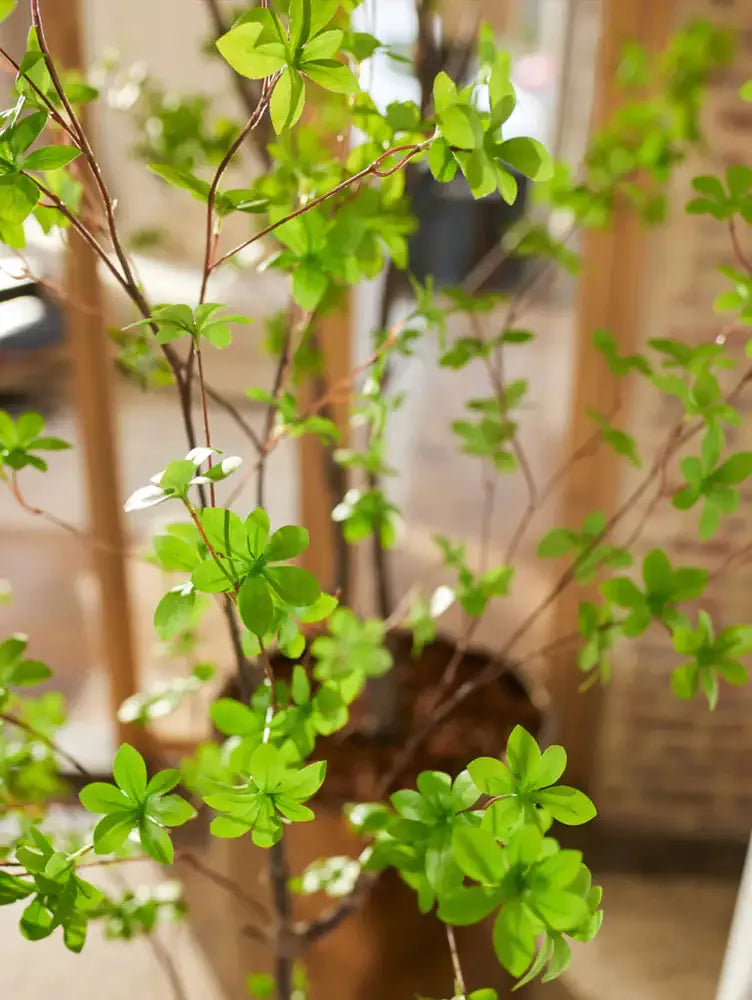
[545,0,677,788]
[44,1,144,750]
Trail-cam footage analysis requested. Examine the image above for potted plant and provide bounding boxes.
[0,2,748,999]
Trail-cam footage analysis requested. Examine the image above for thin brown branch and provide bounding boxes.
[0,45,75,137]
[194,344,216,505]
[176,851,271,922]
[203,381,264,453]
[199,75,277,304]
[446,924,467,997]
[730,217,752,276]
[212,141,431,270]
[0,712,92,779]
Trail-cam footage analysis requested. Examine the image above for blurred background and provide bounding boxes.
[0,0,751,998]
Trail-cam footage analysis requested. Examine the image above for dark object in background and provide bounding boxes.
[0,279,66,405]
[406,167,530,292]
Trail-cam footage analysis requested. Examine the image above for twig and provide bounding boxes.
[212,141,431,270]
[199,75,277,304]
[269,838,294,1000]
[446,924,467,997]
[177,851,271,922]
[203,381,264,453]
[730,217,752,276]
[0,712,92,779]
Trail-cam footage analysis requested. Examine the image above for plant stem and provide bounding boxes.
[194,342,216,505]
[269,838,294,1000]
[0,712,92,779]
[446,924,467,997]
[212,141,432,270]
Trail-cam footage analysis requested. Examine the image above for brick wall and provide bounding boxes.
[594,0,752,839]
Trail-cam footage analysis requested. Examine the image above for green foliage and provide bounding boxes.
[671,612,752,708]
[205,742,326,846]
[0,411,70,473]
[3,4,752,994]
[79,744,196,864]
[452,389,526,472]
[686,166,752,221]
[124,447,243,511]
[351,728,600,987]
[672,426,752,539]
[537,511,632,584]
[95,881,186,940]
[0,635,51,708]
[468,726,596,838]
[290,854,361,898]
[1,826,104,952]
[310,609,392,685]
[436,536,514,617]
[126,303,252,349]
[601,549,707,636]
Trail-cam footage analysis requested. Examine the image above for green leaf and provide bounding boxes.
[79,782,132,815]
[139,817,174,864]
[247,972,276,999]
[303,59,359,95]
[154,588,196,640]
[0,1,18,25]
[533,889,590,932]
[532,746,567,789]
[286,759,326,799]
[250,742,284,793]
[153,535,198,572]
[147,794,196,827]
[506,726,541,780]
[292,263,329,310]
[427,138,458,183]
[191,557,239,593]
[20,899,55,942]
[497,137,553,181]
[265,566,320,606]
[112,743,148,802]
[265,525,310,562]
[482,797,524,839]
[270,68,306,133]
[145,769,181,798]
[537,529,575,559]
[246,508,271,556]
[201,507,247,558]
[93,812,138,855]
[437,885,502,926]
[671,663,697,700]
[210,698,260,736]
[0,870,34,905]
[148,164,211,203]
[493,902,538,977]
[238,575,274,636]
[290,0,339,48]
[438,105,478,149]
[467,756,515,796]
[453,827,506,884]
[542,935,572,982]
[10,658,51,686]
[714,452,752,484]
[216,23,288,79]
[0,173,39,223]
[535,787,596,825]
[23,145,80,170]
[9,112,47,156]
